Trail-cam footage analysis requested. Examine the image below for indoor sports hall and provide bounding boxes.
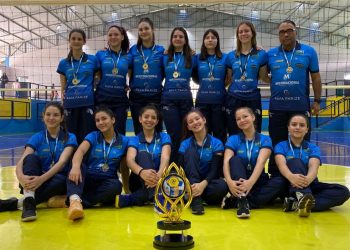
[0,1,349,249]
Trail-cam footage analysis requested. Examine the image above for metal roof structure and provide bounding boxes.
[0,1,349,56]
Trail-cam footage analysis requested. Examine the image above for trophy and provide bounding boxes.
[153,162,194,249]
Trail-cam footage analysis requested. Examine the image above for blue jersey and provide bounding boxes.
[128,132,171,171]
[179,135,224,178]
[84,131,128,178]
[268,42,319,111]
[162,53,197,100]
[95,49,132,104]
[26,130,78,173]
[225,49,268,100]
[129,44,164,96]
[57,53,100,109]
[274,140,321,166]
[195,53,227,104]
[225,132,272,171]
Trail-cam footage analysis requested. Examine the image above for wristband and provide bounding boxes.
[314,98,321,104]
[138,168,144,176]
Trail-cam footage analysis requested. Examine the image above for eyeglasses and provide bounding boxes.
[278,28,296,35]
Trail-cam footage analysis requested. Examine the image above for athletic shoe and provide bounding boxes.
[67,199,84,220]
[0,197,18,212]
[283,197,298,212]
[237,196,250,218]
[47,195,67,208]
[297,193,315,217]
[115,194,132,208]
[221,194,235,209]
[191,197,204,215]
[21,197,37,222]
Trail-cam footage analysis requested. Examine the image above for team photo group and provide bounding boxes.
[0,17,349,222]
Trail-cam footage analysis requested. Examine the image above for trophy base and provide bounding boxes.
[153,220,194,250]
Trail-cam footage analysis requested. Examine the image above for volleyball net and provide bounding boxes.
[0,1,350,104]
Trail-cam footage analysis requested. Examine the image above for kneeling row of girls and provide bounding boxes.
[0,102,349,221]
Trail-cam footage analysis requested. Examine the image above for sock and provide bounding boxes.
[296,192,303,201]
[69,194,81,202]
[23,190,35,199]
[17,197,24,209]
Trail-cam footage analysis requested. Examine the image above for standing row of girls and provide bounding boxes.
[56,18,269,149]
[0,103,348,221]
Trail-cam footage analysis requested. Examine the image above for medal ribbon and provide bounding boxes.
[45,130,59,167]
[288,136,303,159]
[239,48,253,79]
[70,53,84,80]
[207,55,216,78]
[245,137,255,169]
[103,136,116,165]
[110,48,122,71]
[173,51,183,72]
[139,44,156,66]
[282,46,296,71]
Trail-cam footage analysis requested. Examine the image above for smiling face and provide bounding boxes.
[69,31,86,51]
[186,111,206,134]
[237,23,253,45]
[235,108,255,131]
[288,115,308,140]
[108,27,124,48]
[43,105,64,130]
[139,108,159,131]
[138,21,154,43]
[172,29,186,50]
[95,111,115,133]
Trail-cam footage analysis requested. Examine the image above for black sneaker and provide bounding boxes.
[0,197,18,212]
[283,197,298,212]
[297,193,315,217]
[237,197,250,218]
[221,194,235,209]
[21,197,37,222]
[191,197,204,215]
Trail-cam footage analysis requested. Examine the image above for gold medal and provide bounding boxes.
[210,75,215,81]
[286,66,293,74]
[72,78,80,85]
[143,63,149,70]
[102,163,109,172]
[50,161,55,168]
[173,71,179,78]
[112,68,118,75]
[241,74,246,80]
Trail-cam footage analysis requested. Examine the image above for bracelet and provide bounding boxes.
[138,168,144,176]
[314,98,321,104]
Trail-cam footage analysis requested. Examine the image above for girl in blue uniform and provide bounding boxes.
[225,21,269,135]
[129,17,165,134]
[275,114,350,217]
[178,109,228,215]
[0,102,77,221]
[57,29,100,144]
[66,106,129,220]
[223,107,285,218]
[95,25,131,135]
[162,27,197,160]
[116,105,171,209]
[194,29,227,143]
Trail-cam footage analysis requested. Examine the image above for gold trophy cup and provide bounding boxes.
[153,162,194,249]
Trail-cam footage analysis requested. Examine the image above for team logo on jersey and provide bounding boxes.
[283,90,290,96]
[283,74,290,80]
[295,50,304,55]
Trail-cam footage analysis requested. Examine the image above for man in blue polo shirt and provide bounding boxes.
[267,20,322,176]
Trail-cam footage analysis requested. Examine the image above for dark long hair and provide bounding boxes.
[199,29,222,60]
[181,109,207,141]
[235,21,257,56]
[43,102,68,142]
[137,17,155,46]
[167,27,192,69]
[107,25,130,54]
[139,104,163,133]
[66,29,86,61]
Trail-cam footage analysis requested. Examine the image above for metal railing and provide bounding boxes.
[315,97,350,128]
[0,99,31,119]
